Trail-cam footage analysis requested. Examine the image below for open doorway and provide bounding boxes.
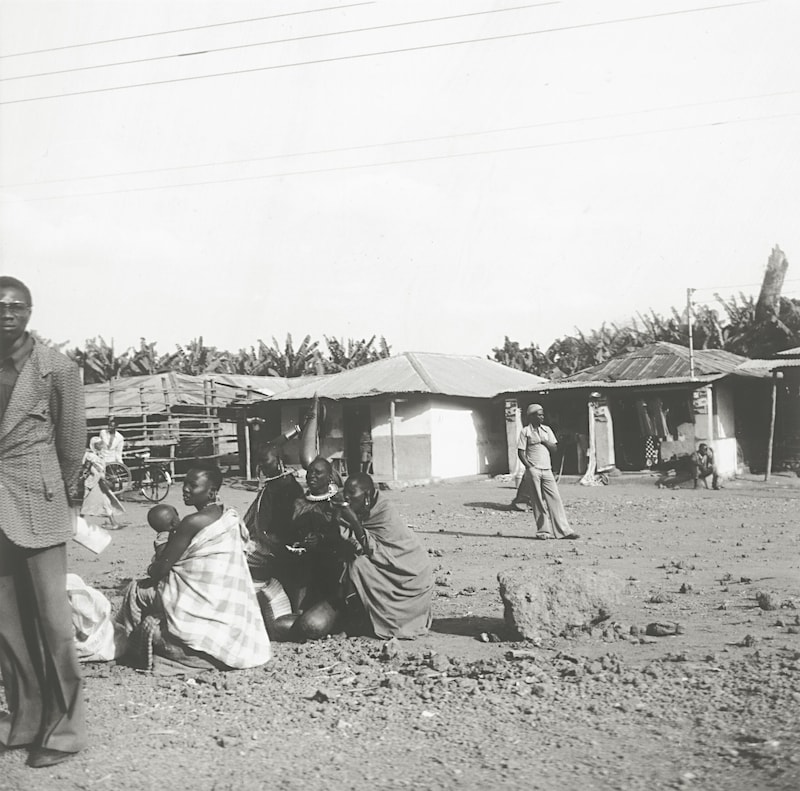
[343,403,373,476]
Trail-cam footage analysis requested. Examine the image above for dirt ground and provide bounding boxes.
[2,473,800,791]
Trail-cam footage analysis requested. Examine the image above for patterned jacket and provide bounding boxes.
[0,341,86,549]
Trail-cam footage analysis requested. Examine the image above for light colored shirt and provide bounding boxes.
[99,428,124,464]
[517,424,557,470]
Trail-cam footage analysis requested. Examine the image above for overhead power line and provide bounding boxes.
[693,278,800,293]
[2,86,797,190]
[0,1,762,106]
[0,3,557,82]
[3,108,796,204]
[0,2,375,59]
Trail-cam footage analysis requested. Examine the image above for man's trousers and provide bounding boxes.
[524,468,573,538]
[0,530,87,752]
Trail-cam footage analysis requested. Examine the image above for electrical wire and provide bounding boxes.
[0,4,557,82]
[0,1,762,106]
[692,279,800,293]
[3,107,796,204]
[4,86,796,190]
[0,3,375,59]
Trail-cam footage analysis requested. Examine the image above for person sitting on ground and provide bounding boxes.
[693,443,720,490]
[116,463,271,670]
[337,473,433,639]
[243,444,304,588]
[280,456,359,641]
[147,504,180,563]
[656,454,695,489]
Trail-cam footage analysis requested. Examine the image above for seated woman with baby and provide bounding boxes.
[116,462,271,670]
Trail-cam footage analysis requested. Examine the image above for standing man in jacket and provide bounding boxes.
[516,404,579,540]
[0,276,88,768]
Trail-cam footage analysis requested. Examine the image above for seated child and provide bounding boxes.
[147,504,180,563]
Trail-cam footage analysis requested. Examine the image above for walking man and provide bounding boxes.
[515,404,578,540]
[0,276,88,768]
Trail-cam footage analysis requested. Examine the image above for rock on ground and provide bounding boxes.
[498,566,626,640]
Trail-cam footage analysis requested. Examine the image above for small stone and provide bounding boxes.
[756,592,779,611]
[429,654,451,673]
[380,638,399,661]
[788,626,800,635]
[646,622,681,637]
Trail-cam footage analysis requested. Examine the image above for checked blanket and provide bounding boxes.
[159,508,271,669]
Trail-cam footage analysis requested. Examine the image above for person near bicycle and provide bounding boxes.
[80,437,125,529]
[512,404,579,541]
[99,416,124,465]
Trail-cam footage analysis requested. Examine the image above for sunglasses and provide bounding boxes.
[0,302,31,315]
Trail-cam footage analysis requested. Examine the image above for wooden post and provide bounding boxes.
[161,376,175,479]
[389,399,398,481]
[687,288,696,380]
[108,381,114,416]
[210,381,219,457]
[244,388,252,478]
[765,371,779,481]
[504,398,522,481]
[139,385,148,447]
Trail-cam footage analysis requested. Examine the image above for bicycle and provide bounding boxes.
[105,450,172,503]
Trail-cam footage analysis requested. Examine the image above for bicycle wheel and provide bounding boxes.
[105,462,132,493]
[141,465,170,502]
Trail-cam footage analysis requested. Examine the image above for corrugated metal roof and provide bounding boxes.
[561,342,748,383]
[529,374,724,393]
[85,373,296,417]
[776,346,800,357]
[265,352,548,402]
[737,358,800,374]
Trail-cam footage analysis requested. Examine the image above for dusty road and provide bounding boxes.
[2,474,799,791]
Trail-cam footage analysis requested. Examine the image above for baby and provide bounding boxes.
[147,504,180,563]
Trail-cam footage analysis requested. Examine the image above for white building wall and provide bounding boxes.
[430,403,480,478]
[714,381,736,439]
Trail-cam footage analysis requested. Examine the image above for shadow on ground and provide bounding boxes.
[416,528,535,540]
[464,501,521,512]
[431,615,510,638]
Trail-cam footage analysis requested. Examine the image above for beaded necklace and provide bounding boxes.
[304,482,338,503]
[261,470,293,484]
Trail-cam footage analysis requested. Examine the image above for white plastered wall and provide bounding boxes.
[430,403,480,478]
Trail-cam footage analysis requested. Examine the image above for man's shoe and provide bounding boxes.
[562,533,580,540]
[26,747,76,768]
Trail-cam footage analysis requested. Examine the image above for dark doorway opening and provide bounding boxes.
[343,403,373,477]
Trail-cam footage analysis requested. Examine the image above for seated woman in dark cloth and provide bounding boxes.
[243,445,304,600]
[116,463,271,670]
[281,456,360,640]
[340,473,433,639]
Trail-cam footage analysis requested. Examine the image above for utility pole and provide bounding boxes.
[687,288,696,380]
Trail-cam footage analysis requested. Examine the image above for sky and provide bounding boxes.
[1,0,799,359]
